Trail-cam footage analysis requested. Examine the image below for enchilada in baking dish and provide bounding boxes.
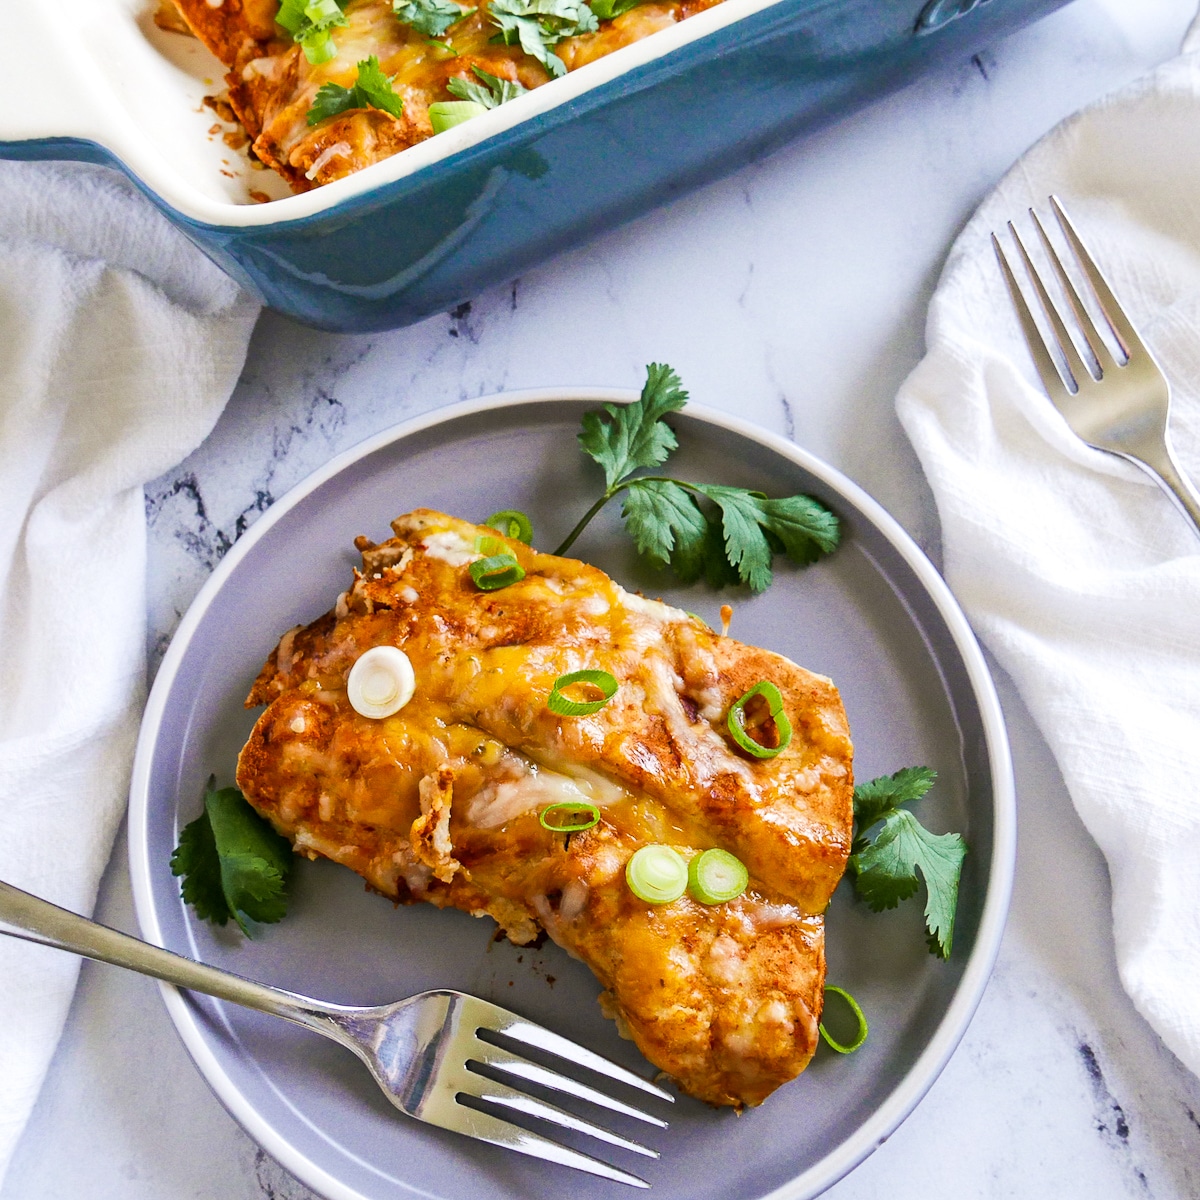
[167,0,727,189]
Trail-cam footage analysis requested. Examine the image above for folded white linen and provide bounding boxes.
[897,20,1200,1077]
[0,160,259,1184]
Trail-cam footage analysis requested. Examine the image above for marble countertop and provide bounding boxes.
[6,0,1200,1196]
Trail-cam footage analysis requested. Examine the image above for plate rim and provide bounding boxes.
[128,388,1015,1200]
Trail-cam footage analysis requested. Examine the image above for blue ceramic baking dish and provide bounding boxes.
[1,0,1069,331]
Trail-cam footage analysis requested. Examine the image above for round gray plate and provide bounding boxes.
[128,391,1014,1200]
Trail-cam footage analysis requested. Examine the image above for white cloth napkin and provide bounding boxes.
[897,22,1200,1078]
[0,160,258,1183]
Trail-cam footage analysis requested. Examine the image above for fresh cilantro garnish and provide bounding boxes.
[170,780,294,935]
[307,56,405,126]
[393,0,474,38]
[552,364,840,592]
[277,0,349,64]
[847,768,967,959]
[487,0,597,78]
[447,65,528,107]
[589,0,640,17]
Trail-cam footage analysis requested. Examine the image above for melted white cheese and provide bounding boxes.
[466,762,615,830]
[421,531,479,567]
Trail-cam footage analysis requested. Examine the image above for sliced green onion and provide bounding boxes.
[687,848,748,904]
[539,802,600,832]
[305,0,342,22]
[626,845,687,904]
[485,509,533,544]
[547,669,618,716]
[469,554,525,591]
[726,680,792,759]
[429,100,487,132]
[347,646,416,719]
[819,985,868,1054]
[300,29,338,63]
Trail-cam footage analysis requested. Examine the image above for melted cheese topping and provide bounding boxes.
[237,508,854,1107]
[173,0,730,190]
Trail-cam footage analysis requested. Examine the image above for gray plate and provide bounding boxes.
[128,391,1014,1200]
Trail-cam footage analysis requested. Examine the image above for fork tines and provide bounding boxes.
[992,194,1139,403]
[989,196,1200,534]
[425,994,674,1189]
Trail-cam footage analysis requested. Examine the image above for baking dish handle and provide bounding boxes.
[0,2,142,162]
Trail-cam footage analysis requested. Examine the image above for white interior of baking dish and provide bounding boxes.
[1,0,788,228]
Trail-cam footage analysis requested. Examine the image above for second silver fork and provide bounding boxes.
[993,194,1200,535]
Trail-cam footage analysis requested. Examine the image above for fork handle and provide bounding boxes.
[0,879,348,1032]
[1134,441,1200,538]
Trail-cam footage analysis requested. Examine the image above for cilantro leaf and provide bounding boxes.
[621,478,705,568]
[307,56,405,126]
[695,485,774,593]
[578,362,687,489]
[674,484,842,593]
[590,0,641,16]
[850,812,923,910]
[393,0,474,37]
[852,766,937,847]
[170,781,294,935]
[667,496,715,584]
[170,808,228,925]
[697,508,741,588]
[554,363,840,589]
[847,768,965,959]
[217,853,289,928]
[487,0,598,77]
[853,811,966,957]
[447,66,528,107]
[758,494,841,562]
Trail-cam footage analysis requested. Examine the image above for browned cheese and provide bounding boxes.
[237,510,854,1107]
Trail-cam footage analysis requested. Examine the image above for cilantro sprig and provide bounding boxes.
[393,0,475,38]
[847,768,967,959]
[277,0,349,64]
[552,364,840,592]
[170,780,294,935]
[487,0,597,77]
[447,65,529,107]
[307,56,405,126]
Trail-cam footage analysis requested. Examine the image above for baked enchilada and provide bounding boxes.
[237,509,854,1107]
[165,0,727,190]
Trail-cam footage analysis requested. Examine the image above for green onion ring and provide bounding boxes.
[538,802,601,833]
[819,985,868,1054]
[547,669,618,716]
[301,29,337,63]
[726,681,792,759]
[687,848,749,904]
[626,845,688,905]
[429,100,487,133]
[485,509,534,544]
[469,554,525,591]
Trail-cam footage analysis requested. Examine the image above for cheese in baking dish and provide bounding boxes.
[169,0,727,191]
[236,509,854,1107]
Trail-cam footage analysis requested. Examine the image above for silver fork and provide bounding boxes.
[0,879,670,1189]
[992,194,1200,535]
